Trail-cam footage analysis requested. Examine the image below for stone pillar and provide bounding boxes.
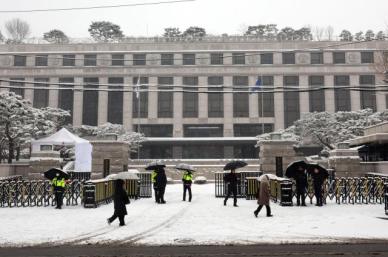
[75,54,83,67]
[350,75,361,111]
[173,146,183,159]
[224,146,234,159]
[328,148,362,177]
[223,76,233,137]
[223,53,232,65]
[175,53,182,65]
[26,56,34,67]
[324,75,335,112]
[48,77,59,108]
[376,74,386,111]
[323,51,333,64]
[274,75,284,130]
[148,77,158,119]
[98,77,108,125]
[273,53,282,65]
[299,75,310,115]
[198,76,208,119]
[123,77,133,131]
[173,77,183,137]
[24,77,34,103]
[73,77,83,126]
[249,75,259,118]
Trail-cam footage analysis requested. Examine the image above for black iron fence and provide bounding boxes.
[215,171,262,198]
[385,183,388,215]
[138,172,152,198]
[68,172,91,181]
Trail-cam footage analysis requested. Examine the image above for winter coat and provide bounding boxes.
[113,180,130,216]
[311,173,325,187]
[224,172,238,187]
[257,179,270,206]
[295,171,307,191]
[155,167,167,188]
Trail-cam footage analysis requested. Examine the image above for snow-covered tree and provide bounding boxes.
[182,26,206,38]
[295,27,313,40]
[163,27,182,38]
[354,31,364,41]
[339,30,353,41]
[279,27,295,40]
[376,31,385,40]
[43,29,69,44]
[364,30,375,41]
[257,109,388,150]
[88,21,124,42]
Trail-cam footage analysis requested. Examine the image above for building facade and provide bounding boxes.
[0,38,386,159]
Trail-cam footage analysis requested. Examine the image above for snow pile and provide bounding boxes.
[0,184,387,247]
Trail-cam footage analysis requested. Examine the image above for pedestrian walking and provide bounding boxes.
[254,174,273,217]
[312,168,324,206]
[295,166,307,206]
[52,173,66,209]
[182,170,193,202]
[107,179,130,226]
[155,166,167,204]
[224,169,238,207]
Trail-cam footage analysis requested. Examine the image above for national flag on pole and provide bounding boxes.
[135,76,140,99]
[250,77,262,94]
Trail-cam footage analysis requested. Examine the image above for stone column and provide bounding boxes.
[173,77,183,137]
[48,77,59,108]
[75,54,83,67]
[123,77,133,131]
[249,75,259,118]
[98,77,108,125]
[73,77,83,126]
[224,76,233,137]
[324,75,335,112]
[148,76,158,119]
[299,75,310,115]
[24,77,34,104]
[198,76,208,119]
[223,53,233,65]
[350,75,361,111]
[273,53,282,65]
[274,75,284,130]
[323,51,333,64]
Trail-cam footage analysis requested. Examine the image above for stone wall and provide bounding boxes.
[328,148,363,177]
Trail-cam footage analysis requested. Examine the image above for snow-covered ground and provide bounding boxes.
[1,183,387,247]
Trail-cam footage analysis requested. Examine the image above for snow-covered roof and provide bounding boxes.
[32,128,89,145]
[348,133,388,146]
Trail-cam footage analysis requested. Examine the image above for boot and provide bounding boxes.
[254,210,258,218]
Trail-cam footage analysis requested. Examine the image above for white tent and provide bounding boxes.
[31,128,92,172]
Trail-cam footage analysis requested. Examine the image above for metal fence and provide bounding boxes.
[385,183,388,215]
[0,175,23,182]
[68,172,91,181]
[215,171,263,198]
[138,172,152,198]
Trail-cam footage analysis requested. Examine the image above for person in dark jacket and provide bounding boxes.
[311,168,324,206]
[107,179,130,226]
[51,174,66,209]
[223,169,238,207]
[182,170,193,202]
[295,166,307,206]
[155,166,167,204]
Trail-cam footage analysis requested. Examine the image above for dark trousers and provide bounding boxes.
[108,214,125,225]
[183,184,192,201]
[224,185,237,205]
[255,205,271,216]
[54,190,64,209]
[153,183,159,203]
[296,189,306,206]
[158,186,166,203]
[314,184,323,206]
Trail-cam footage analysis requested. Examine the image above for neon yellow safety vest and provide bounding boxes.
[151,170,157,183]
[52,177,65,188]
[182,172,193,182]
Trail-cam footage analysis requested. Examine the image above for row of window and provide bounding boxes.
[12,51,375,67]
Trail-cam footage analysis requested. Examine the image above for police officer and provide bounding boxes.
[155,166,167,204]
[182,170,193,202]
[52,173,65,209]
[223,169,238,207]
[151,169,159,203]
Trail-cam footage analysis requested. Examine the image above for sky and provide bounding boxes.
[0,0,387,39]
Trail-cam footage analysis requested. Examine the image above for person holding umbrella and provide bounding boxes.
[286,160,308,207]
[146,161,167,204]
[107,179,130,226]
[176,164,195,202]
[254,174,273,217]
[44,168,70,209]
[307,164,329,207]
[223,160,247,207]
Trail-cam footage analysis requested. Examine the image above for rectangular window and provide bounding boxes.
[63,54,75,66]
[132,77,149,118]
[257,76,274,117]
[161,53,174,65]
[284,76,300,128]
[234,144,259,159]
[108,77,124,124]
[83,77,99,126]
[360,75,376,111]
[232,53,245,65]
[158,77,174,118]
[183,76,198,118]
[133,54,146,65]
[58,77,74,125]
[35,55,48,66]
[183,54,195,65]
[183,145,224,159]
[334,75,351,111]
[361,51,374,63]
[282,52,295,64]
[134,124,173,137]
[33,78,49,108]
[14,55,26,66]
[10,78,25,97]
[234,124,274,137]
[333,52,346,64]
[183,124,223,137]
[233,76,249,117]
[260,53,273,64]
[210,53,223,65]
[308,76,325,112]
[311,52,323,64]
[112,54,124,66]
[84,54,97,66]
[208,76,224,118]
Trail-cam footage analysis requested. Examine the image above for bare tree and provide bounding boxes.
[5,18,30,43]
[313,26,325,41]
[325,26,334,41]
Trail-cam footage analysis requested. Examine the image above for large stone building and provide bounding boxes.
[0,37,386,159]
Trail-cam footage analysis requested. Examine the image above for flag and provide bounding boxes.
[135,76,140,99]
[250,77,262,94]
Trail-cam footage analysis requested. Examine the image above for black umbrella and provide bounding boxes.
[44,168,70,180]
[223,160,247,171]
[285,160,308,179]
[145,160,166,171]
[306,163,329,180]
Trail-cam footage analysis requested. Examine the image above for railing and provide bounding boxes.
[68,172,91,181]
[138,172,152,198]
[0,175,23,182]
[385,183,388,215]
[215,171,262,198]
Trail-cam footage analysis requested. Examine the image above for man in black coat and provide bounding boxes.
[295,166,307,206]
[156,167,167,204]
[223,169,239,207]
[107,179,130,226]
[311,168,324,206]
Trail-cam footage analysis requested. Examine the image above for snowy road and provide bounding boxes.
[1,183,387,247]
